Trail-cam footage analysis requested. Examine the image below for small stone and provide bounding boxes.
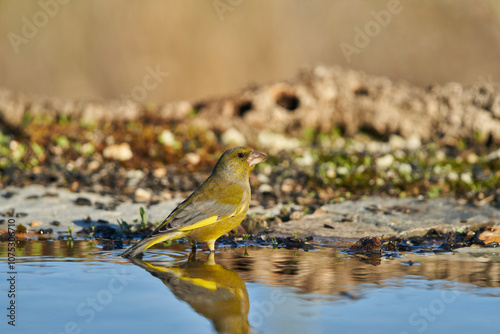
[221,128,246,146]
[135,188,151,202]
[336,166,349,175]
[290,211,304,221]
[2,191,16,199]
[259,184,273,194]
[466,153,479,164]
[15,212,28,217]
[51,221,61,226]
[25,195,39,200]
[376,154,394,169]
[406,134,421,150]
[258,173,270,184]
[75,197,92,206]
[158,130,180,148]
[389,135,406,150]
[257,131,300,153]
[103,143,133,161]
[348,236,382,254]
[323,224,335,229]
[486,149,500,162]
[30,221,43,228]
[398,163,412,174]
[161,191,173,200]
[185,152,201,165]
[153,168,167,178]
[460,172,473,184]
[88,160,100,171]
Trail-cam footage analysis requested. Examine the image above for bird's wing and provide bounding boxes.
[151,196,240,236]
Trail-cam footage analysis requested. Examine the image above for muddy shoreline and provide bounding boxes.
[1,185,498,246]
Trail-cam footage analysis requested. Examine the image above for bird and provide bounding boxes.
[121,146,266,258]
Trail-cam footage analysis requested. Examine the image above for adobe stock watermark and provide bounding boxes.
[213,0,243,21]
[340,0,409,63]
[121,65,169,103]
[7,0,71,54]
[399,282,462,334]
[48,267,135,334]
[477,74,498,88]
[248,289,286,329]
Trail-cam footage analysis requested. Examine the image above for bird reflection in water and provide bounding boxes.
[127,252,250,334]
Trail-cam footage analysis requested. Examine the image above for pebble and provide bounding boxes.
[376,154,394,168]
[153,168,167,178]
[221,128,247,146]
[158,130,179,148]
[2,191,16,199]
[103,143,133,161]
[88,160,100,171]
[74,197,92,206]
[406,134,421,150]
[259,184,274,193]
[185,152,201,165]
[257,131,300,153]
[134,188,152,202]
[30,221,43,228]
[460,172,473,184]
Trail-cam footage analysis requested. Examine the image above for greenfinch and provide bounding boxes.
[121,146,266,258]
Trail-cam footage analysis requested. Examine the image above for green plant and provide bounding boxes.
[139,207,147,230]
[67,224,74,239]
[117,219,130,233]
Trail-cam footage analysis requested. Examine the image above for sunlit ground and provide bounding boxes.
[1,240,499,334]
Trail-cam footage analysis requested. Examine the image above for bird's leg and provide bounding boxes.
[190,239,197,252]
[206,252,215,265]
[207,240,215,252]
[188,250,196,263]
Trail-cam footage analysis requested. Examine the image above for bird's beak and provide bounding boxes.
[247,150,266,167]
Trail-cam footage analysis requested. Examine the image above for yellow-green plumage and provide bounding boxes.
[121,146,266,258]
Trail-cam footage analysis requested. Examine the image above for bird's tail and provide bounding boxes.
[121,231,184,258]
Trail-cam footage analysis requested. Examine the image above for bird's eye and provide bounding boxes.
[237,153,244,158]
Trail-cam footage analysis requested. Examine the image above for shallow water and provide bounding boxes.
[1,240,499,334]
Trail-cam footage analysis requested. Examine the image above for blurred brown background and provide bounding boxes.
[1,0,499,103]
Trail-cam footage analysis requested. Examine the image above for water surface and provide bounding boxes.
[1,240,499,333]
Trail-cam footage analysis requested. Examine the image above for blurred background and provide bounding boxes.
[1,0,500,103]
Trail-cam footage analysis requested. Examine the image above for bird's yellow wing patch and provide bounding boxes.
[179,277,218,290]
[177,215,218,232]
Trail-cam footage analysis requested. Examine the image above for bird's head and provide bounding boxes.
[214,146,266,181]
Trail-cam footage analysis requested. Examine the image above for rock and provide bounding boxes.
[158,130,180,148]
[74,197,92,206]
[30,221,43,228]
[348,236,381,254]
[88,160,100,171]
[486,149,500,162]
[376,154,394,168]
[259,184,273,194]
[153,168,167,178]
[103,143,133,161]
[257,131,300,153]
[221,128,246,146]
[478,226,500,245]
[134,188,151,202]
[185,152,201,165]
